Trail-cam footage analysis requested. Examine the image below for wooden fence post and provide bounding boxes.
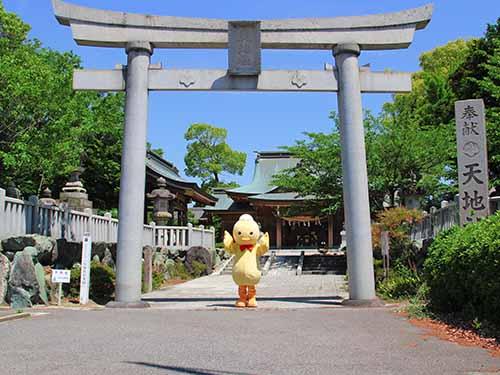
[149,221,156,247]
[200,225,205,248]
[142,245,153,293]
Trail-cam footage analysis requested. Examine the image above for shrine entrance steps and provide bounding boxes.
[217,251,347,277]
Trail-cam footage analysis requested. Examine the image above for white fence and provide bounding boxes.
[410,197,500,242]
[0,188,215,250]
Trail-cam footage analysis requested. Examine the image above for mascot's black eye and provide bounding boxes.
[250,232,254,235]
[238,231,242,235]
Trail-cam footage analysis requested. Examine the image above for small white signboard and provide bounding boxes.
[51,269,71,284]
[79,233,92,305]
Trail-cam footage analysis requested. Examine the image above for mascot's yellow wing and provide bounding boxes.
[223,231,238,254]
[256,232,270,256]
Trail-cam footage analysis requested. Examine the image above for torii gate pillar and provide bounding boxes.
[51,0,433,307]
[334,44,376,302]
[107,42,153,308]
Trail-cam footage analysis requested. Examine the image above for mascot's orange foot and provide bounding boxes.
[247,286,257,308]
[246,297,257,308]
[235,300,246,308]
[236,286,247,308]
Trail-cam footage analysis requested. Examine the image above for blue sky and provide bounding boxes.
[4,0,499,186]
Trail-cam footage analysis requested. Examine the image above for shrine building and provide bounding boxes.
[203,151,343,250]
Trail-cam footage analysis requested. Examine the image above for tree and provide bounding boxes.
[272,111,387,214]
[184,123,246,189]
[451,18,500,186]
[0,4,125,208]
[147,142,164,158]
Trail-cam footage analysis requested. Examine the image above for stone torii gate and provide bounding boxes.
[52,0,433,307]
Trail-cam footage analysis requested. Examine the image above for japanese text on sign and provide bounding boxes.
[455,99,489,225]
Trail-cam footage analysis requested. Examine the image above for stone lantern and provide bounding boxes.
[147,177,176,225]
[59,168,93,212]
[6,181,21,199]
[40,187,57,207]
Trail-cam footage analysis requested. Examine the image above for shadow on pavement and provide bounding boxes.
[142,296,344,306]
[126,361,256,375]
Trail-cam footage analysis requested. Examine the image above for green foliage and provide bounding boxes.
[373,207,424,270]
[190,260,207,278]
[184,123,246,190]
[0,4,124,208]
[423,212,500,325]
[166,261,192,280]
[66,261,116,305]
[147,142,164,158]
[451,18,500,186]
[152,270,164,290]
[272,120,343,214]
[405,284,432,319]
[377,263,422,300]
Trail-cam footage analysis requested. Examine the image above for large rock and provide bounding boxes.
[185,246,212,276]
[34,263,49,305]
[55,239,116,269]
[101,249,115,269]
[1,236,36,253]
[32,235,57,266]
[167,248,180,259]
[8,247,48,308]
[9,287,31,309]
[92,242,113,260]
[44,267,59,305]
[153,252,167,273]
[1,235,57,266]
[0,253,10,304]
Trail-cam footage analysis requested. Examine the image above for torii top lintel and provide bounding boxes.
[52,0,433,50]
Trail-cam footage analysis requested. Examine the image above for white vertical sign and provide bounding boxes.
[79,233,92,304]
[455,99,490,226]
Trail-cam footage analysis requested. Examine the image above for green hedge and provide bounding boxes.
[423,212,500,325]
[66,261,116,305]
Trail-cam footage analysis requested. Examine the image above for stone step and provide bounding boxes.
[301,255,347,275]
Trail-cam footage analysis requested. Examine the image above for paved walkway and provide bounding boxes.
[1,308,498,374]
[142,272,349,310]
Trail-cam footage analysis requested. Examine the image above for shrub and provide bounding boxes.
[66,261,115,305]
[166,261,191,280]
[377,263,421,300]
[152,270,164,290]
[423,212,500,325]
[191,260,207,278]
[372,207,424,270]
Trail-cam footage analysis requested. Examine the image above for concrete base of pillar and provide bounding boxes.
[341,298,385,307]
[106,301,150,309]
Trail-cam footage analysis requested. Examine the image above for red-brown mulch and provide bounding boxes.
[398,311,500,357]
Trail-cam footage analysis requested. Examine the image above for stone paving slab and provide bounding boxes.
[142,273,349,310]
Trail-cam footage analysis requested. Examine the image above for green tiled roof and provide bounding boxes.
[145,151,216,204]
[248,192,315,202]
[227,152,299,195]
[203,189,250,212]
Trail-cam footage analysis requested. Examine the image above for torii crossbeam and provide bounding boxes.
[52,0,433,308]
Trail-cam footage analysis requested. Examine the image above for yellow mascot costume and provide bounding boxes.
[223,214,269,308]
